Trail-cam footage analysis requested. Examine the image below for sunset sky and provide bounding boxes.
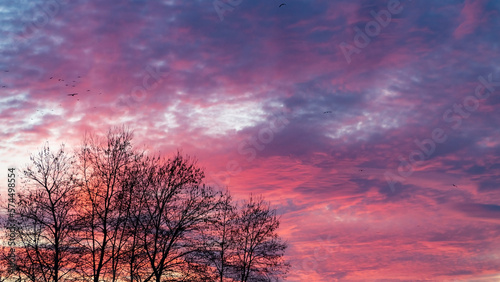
[1,0,500,280]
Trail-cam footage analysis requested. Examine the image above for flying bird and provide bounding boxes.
[279,3,286,7]
[50,77,53,79]
[67,93,78,96]
[324,111,332,114]
[452,184,457,187]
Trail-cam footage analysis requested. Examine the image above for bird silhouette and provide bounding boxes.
[359,169,364,172]
[279,3,286,7]
[452,184,457,187]
[50,77,53,79]
[67,93,78,96]
[324,111,332,114]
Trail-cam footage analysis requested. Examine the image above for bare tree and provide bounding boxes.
[197,193,290,282]
[75,127,142,282]
[74,128,221,282]
[121,154,159,281]
[11,144,80,281]
[231,195,290,282]
[198,189,237,282]
[133,152,221,282]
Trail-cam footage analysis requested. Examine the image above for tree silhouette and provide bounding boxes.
[1,127,290,281]
[133,152,220,281]
[199,193,290,282]
[76,127,143,281]
[198,189,237,282]
[12,144,80,281]
[231,195,290,282]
